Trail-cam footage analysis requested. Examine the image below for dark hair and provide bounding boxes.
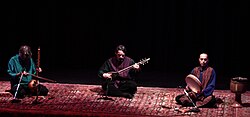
[115,45,127,53]
[19,45,32,56]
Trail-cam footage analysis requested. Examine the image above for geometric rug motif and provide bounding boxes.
[0,81,249,117]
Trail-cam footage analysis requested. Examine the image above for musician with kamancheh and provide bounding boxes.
[7,45,49,99]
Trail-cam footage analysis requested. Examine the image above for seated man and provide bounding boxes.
[175,53,217,108]
[7,45,49,99]
[98,45,141,99]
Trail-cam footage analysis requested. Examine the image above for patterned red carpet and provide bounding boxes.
[0,81,249,117]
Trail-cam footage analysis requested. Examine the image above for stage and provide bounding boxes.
[0,81,249,117]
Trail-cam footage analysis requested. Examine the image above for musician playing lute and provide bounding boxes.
[98,45,149,99]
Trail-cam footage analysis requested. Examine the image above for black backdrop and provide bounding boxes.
[1,1,249,89]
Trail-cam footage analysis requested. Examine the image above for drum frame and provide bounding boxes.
[185,74,202,94]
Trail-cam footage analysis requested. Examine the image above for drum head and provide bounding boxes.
[185,74,202,93]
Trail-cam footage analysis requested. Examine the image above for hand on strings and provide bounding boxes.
[132,63,140,69]
[16,70,28,76]
[22,71,29,76]
[36,67,42,73]
[103,73,112,79]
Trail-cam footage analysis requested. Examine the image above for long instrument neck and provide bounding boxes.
[36,47,40,76]
[115,58,149,75]
[117,65,134,73]
[117,61,140,73]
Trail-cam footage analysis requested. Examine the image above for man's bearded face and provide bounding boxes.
[116,50,125,62]
[19,46,32,61]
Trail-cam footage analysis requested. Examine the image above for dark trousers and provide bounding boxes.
[11,84,49,99]
[175,94,216,108]
[102,80,137,97]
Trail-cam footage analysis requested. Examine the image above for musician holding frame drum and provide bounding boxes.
[175,53,217,108]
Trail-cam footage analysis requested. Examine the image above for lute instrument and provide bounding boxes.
[28,47,41,93]
[28,47,56,93]
[108,58,150,80]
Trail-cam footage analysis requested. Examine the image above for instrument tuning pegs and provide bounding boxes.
[138,57,150,65]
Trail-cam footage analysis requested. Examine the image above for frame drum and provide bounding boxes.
[185,74,202,93]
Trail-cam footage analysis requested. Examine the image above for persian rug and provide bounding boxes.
[0,81,249,117]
